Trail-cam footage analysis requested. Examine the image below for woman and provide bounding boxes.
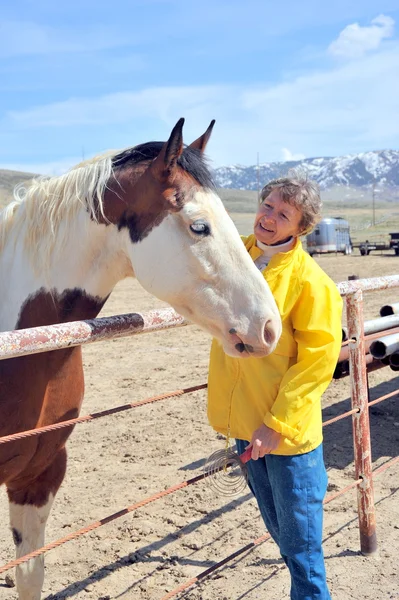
[208,174,343,599]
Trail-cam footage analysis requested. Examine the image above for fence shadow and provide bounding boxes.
[44,493,253,600]
[323,373,399,471]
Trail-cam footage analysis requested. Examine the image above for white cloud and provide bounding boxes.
[6,86,229,129]
[1,39,399,167]
[328,14,395,59]
[281,148,306,162]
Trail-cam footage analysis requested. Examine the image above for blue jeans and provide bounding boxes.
[235,440,331,600]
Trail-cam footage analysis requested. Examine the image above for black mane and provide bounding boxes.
[112,142,215,190]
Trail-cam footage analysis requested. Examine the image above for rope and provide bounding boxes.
[3,380,392,447]
[322,386,399,427]
[368,388,399,407]
[1,451,397,579]
[0,472,208,576]
[322,408,359,427]
[0,384,207,446]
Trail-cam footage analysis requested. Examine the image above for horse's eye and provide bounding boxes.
[190,220,211,236]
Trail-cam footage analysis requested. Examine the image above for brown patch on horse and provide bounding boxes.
[97,118,216,242]
[0,288,105,501]
[102,162,197,243]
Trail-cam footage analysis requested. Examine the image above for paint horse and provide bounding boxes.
[0,118,281,599]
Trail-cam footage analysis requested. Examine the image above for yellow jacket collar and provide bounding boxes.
[245,234,302,275]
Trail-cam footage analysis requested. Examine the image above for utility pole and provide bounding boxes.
[372,179,376,226]
[257,152,260,202]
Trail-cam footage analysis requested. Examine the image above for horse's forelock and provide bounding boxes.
[112,143,215,190]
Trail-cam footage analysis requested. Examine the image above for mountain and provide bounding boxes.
[213,150,399,191]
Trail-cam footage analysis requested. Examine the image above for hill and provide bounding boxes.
[0,168,37,207]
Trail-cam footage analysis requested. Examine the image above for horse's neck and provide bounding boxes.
[0,210,133,331]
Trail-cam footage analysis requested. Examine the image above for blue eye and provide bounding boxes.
[190,220,211,236]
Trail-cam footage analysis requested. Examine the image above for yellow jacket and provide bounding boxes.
[207,235,343,455]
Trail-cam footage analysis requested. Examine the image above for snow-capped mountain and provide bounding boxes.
[213,150,399,190]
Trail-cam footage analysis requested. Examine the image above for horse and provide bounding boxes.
[0,118,281,599]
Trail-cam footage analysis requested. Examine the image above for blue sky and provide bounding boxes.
[1,0,398,174]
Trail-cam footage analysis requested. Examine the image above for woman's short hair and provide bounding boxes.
[259,170,322,235]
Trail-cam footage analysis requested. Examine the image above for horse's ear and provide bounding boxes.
[151,118,184,180]
[188,119,215,153]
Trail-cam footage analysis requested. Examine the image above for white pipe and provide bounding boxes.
[370,333,399,359]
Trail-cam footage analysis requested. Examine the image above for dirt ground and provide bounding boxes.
[0,251,398,600]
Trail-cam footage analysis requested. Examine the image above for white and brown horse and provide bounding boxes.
[0,119,281,599]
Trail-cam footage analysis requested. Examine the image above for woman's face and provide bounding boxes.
[254,189,303,246]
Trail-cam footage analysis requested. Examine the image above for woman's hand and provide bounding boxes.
[248,424,282,459]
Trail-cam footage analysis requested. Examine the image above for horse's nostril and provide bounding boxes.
[235,342,246,353]
[264,320,277,347]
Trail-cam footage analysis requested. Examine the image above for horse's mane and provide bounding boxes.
[0,143,214,270]
[0,152,115,268]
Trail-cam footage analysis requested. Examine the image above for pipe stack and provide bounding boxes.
[334,310,399,379]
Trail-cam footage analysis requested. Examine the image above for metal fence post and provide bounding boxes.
[346,289,377,555]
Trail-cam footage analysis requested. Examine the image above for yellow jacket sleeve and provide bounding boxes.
[263,277,343,442]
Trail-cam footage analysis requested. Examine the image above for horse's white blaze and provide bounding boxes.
[9,495,54,600]
[128,189,281,357]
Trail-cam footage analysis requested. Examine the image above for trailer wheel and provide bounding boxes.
[395,248,399,256]
[360,248,366,256]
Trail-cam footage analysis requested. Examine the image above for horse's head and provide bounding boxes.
[104,119,281,358]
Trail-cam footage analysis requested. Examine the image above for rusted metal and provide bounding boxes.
[0,308,188,360]
[338,274,399,296]
[346,289,377,555]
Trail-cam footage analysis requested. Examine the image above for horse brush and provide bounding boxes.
[203,446,252,496]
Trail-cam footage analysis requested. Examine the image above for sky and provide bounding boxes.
[0,0,398,174]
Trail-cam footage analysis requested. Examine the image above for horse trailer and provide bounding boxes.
[306,217,352,256]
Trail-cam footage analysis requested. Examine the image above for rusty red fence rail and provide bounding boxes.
[0,308,188,360]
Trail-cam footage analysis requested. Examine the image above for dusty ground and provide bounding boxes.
[0,250,398,600]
